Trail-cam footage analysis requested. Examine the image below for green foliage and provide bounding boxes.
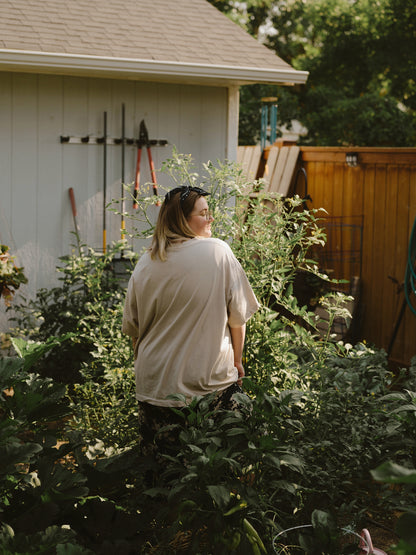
[300,89,415,147]
[0,343,85,552]
[372,461,416,554]
[9,241,138,446]
[11,242,136,384]
[142,390,303,553]
[208,0,273,37]
[3,155,416,553]
[0,245,27,306]
[296,344,397,508]
[152,151,335,391]
[211,0,416,146]
[69,364,138,448]
[0,338,150,553]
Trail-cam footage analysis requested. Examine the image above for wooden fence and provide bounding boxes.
[238,146,416,366]
[296,147,416,367]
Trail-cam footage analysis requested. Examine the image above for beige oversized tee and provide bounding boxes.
[122,237,259,406]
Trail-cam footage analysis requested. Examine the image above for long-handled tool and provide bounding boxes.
[68,187,82,255]
[387,214,416,356]
[102,111,107,253]
[133,120,160,208]
[133,134,143,209]
[112,103,130,286]
[120,103,126,242]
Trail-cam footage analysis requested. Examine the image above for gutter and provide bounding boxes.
[0,49,309,86]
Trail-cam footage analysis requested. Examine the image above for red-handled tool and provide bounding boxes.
[133,142,142,209]
[68,187,82,255]
[133,120,160,208]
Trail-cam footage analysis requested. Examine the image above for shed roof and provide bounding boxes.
[0,0,308,86]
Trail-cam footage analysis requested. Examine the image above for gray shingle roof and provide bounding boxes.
[0,0,308,85]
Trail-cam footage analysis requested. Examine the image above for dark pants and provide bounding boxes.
[138,383,245,456]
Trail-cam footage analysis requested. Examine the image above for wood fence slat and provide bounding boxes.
[391,167,411,360]
[323,162,336,215]
[310,161,326,216]
[403,167,416,363]
[370,165,388,348]
[382,165,399,348]
[361,164,376,341]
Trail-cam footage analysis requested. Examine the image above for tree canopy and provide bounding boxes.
[208,0,416,146]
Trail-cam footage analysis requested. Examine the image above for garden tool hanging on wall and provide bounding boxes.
[112,103,134,286]
[120,103,126,242]
[68,187,82,256]
[133,120,161,208]
[101,111,108,253]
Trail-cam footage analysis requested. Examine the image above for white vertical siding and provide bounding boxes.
[0,73,13,249]
[11,74,38,249]
[226,86,239,161]
[0,72,231,330]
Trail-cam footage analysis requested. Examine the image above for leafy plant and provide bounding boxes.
[0,245,27,306]
[372,461,416,554]
[0,337,150,553]
[0,339,85,551]
[140,389,303,553]
[4,152,416,553]
[10,242,136,384]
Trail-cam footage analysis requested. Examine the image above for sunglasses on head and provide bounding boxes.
[165,186,210,203]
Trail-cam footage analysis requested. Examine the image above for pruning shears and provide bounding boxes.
[133,120,160,208]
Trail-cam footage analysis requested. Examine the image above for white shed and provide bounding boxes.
[0,0,308,328]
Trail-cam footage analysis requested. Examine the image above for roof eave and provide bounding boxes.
[0,49,309,86]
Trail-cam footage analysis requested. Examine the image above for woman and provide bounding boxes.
[122,185,259,449]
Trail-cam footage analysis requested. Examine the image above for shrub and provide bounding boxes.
[0,244,27,306]
[10,242,136,384]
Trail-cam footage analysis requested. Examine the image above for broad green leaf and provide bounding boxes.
[396,512,416,546]
[207,485,231,509]
[371,462,416,484]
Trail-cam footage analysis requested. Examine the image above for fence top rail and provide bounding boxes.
[299,146,416,165]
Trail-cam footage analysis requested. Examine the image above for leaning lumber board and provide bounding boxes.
[278,146,300,195]
[269,146,289,193]
[262,146,280,190]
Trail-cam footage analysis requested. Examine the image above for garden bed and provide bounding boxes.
[1,153,415,553]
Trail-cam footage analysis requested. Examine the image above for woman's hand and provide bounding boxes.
[235,361,245,386]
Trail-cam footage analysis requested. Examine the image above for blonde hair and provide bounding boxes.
[150,189,203,261]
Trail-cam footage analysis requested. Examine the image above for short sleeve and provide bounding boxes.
[122,275,140,337]
[227,254,260,328]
